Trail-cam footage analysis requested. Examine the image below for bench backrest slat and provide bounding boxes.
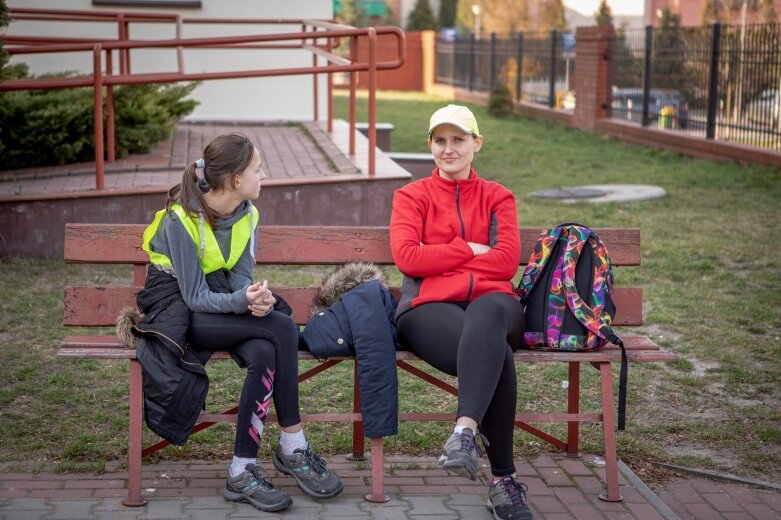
[63,286,643,327]
[64,224,641,266]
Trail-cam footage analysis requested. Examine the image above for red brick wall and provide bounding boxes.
[340,31,423,91]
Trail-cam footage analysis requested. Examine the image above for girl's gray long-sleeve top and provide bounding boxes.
[145,200,256,314]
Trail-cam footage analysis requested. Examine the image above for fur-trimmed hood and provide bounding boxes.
[116,306,144,348]
[312,262,386,312]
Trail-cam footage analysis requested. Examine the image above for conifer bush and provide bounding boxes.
[0,81,198,170]
[487,81,514,117]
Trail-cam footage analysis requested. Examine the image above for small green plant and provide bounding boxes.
[487,81,514,117]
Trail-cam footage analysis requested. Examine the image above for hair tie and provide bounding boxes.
[194,158,210,193]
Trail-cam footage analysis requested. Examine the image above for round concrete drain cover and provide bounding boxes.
[531,188,608,199]
[530,184,666,203]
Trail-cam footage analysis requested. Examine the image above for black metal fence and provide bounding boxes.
[435,24,780,151]
[435,31,574,108]
[612,23,780,150]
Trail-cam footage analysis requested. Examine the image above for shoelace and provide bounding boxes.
[302,447,328,475]
[458,430,486,458]
[246,464,275,490]
[499,477,529,507]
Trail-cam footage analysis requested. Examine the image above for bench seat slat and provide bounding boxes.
[64,224,641,266]
[59,335,674,363]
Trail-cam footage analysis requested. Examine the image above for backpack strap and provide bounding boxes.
[560,225,628,431]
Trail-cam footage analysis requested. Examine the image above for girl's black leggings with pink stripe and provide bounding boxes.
[187,310,300,458]
[396,292,524,477]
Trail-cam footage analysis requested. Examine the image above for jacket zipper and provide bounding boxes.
[455,183,474,300]
[135,327,204,370]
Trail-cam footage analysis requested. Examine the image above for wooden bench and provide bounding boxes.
[59,223,676,507]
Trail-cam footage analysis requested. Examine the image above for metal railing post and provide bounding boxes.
[367,27,377,177]
[349,35,357,156]
[106,50,115,162]
[516,32,524,102]
[706,23,721,140]
[490,32,497,88]
[549,30,557,108]
[469,33,475,91]
[93,45,105,191]
[642,25,653,127]
[311,25,319,122]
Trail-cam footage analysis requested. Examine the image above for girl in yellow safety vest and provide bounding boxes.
[141,134,342,512]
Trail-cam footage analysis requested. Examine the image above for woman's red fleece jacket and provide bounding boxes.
[389,168,521,318]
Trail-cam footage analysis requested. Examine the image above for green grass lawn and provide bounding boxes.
[1,91,779,483]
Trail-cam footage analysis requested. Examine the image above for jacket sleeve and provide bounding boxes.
[461,188,521,280]
[389,187,474,277]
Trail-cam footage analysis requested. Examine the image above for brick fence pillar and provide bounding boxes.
[573,25,614,131]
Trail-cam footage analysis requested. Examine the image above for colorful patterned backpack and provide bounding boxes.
[517,223,628,429]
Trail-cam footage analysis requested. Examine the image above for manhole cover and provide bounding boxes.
[530,188,608,199]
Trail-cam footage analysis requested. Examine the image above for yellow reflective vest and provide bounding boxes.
[142,203,258,274]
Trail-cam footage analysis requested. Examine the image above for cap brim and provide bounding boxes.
[428,122,476,136]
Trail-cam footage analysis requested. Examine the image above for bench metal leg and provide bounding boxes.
[122,359,146,507]
[598,362,623,502]
[566,361,580,458]
[351,362,366,460]
[365,437,389,503]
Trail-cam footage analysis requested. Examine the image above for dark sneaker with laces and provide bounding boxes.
[223,463,292,512]
[487,476,534,520]
[272,444,343,498]
[437,427,482,480]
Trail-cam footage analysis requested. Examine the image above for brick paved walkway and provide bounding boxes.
[2,453,779,519]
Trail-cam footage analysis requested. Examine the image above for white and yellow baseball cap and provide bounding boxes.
[428,104,480,137]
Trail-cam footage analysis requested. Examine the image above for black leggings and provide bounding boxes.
[396,292,524,477]
[187,310,300,458]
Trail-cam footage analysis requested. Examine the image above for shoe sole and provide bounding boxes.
[438,454,478,480]
[272,451,344,499]
[486,498,535,520]
[223,487,292,512]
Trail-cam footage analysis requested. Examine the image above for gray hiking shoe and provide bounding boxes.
[437,427,482,480]
[487,476,533,520]
[272,444,343,498]
[223,463,292,512]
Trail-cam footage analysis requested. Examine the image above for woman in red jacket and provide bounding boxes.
[390,105,533,520]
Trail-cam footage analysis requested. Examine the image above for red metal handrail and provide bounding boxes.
[3,8,405,188]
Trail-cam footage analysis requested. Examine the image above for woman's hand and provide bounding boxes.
[246,280,276,317]
[467,242,491,255]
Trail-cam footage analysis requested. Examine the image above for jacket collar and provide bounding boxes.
[431,168,479,194]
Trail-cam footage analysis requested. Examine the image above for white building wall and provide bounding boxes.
[6,0,333,121]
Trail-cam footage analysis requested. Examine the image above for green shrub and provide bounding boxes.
[0,81,198,170]
[487,81,514,117]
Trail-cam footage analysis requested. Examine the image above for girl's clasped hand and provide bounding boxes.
[246,279,276,317]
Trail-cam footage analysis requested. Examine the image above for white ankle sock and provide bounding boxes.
[230,456,256,478]
[454,425,468,435]
[279,429,307,455]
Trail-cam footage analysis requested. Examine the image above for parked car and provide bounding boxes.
[745,88,780,129]
[611,87,689,129]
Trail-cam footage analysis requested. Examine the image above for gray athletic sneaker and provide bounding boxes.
[437,427,483,480]
[272,444,344,498]
[487,476,533,520]
[223,463,292,512]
